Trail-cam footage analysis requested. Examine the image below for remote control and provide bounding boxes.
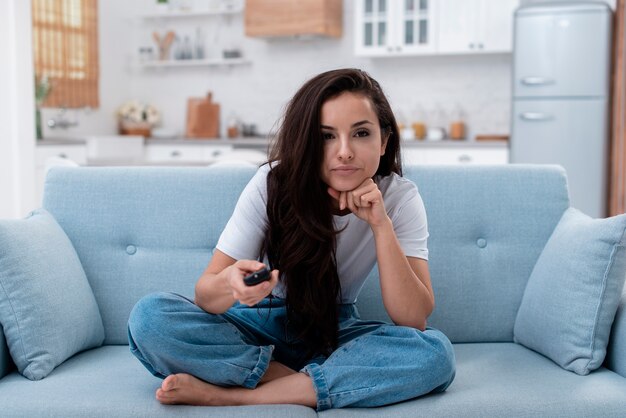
[243,267,271,286]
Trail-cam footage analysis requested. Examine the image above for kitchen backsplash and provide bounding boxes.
[42,0,515,141]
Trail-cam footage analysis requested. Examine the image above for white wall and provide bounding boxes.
[0,0,36,219]
[47,0,514,142]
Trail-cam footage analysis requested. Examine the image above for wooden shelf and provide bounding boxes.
[140,58,250,68]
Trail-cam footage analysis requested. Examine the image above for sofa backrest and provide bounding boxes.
[357,165,569,342]
[44,164,569,345]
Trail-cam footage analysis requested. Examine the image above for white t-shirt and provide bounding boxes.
[216,164,429,303]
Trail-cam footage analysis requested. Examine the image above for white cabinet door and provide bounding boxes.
[402,147,426,166]
[437,0,479,53]
[477,0,518,53]
[402,146,509,166]
[355,0,393,57]
[144,144,208,163]
[144,144,233,164]
[438,0,517,54]
[395,0,437,54]
[421,147,509,165]
[355,0,437,57]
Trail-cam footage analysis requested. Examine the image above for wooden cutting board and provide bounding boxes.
[185,92,220,138]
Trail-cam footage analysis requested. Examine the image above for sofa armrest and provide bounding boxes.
[606,288,626,378]
[0,325,15,378]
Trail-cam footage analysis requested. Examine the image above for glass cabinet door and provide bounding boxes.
[358,0,391,55]
[397,0,436,53]
[354,0,437,56]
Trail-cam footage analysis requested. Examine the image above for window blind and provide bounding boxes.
[32,0,99,109]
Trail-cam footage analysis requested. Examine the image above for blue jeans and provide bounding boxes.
[127,292,456,411]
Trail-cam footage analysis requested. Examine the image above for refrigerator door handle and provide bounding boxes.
[520,112,553,121]
[521,76,555,86]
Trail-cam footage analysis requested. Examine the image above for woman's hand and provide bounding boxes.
[223,260,279,306]
[327,178,390,228]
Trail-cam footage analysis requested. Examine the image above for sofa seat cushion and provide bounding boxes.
[0,345,625,417]
[0,346,317,418]
[319,343,626,418]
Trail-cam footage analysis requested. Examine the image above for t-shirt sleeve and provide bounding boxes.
[388,179,429,260]
[215,165,269,261]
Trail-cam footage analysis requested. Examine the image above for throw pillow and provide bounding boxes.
[0,209,104,380]
[514,207,626,375]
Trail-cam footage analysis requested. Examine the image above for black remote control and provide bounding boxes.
[243,267,271,286]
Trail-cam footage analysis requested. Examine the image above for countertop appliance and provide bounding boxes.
[510,1,612,218]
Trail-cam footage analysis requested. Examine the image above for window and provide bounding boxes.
[32,0,99,108]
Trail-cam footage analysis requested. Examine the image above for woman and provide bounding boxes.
[127,68,456,410]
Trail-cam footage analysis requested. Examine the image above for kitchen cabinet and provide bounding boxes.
[245,0,342,38]
[402,145,509,166]
[144,143,234,164]
[438,0,519,54]
[354,0,437,57]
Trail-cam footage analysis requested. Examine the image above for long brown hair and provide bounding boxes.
[263,69,402,358]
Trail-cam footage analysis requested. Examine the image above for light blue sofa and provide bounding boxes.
[0,164,625,417]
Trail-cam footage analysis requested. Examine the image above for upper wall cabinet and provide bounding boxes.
[354,0,519,57]
[438,0,519,54]
[245,0,342,38]
[354,0,437,57]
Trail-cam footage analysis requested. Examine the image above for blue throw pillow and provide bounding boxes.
[0,209,104,380]
[514,208,626,375]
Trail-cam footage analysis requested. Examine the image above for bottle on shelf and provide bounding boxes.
[194,27,205,59]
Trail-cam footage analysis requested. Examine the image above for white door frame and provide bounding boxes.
[0,0,36,219]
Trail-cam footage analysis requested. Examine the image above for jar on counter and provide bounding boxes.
[227,113,240,138]
[449,103,467,140]
[411,104,427,140]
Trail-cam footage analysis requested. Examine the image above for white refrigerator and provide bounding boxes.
[510,2,612,218]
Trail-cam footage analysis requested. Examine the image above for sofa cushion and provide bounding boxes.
[0,346,317,418]
[514,208,626,375]
[319,343,626,418]
[358,165,569,343]
[0,209,104,380]
[0,344,624,417]
[43,166,257,345]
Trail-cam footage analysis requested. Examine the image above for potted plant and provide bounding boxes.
[116,100,161,137]
[34,75,51,140]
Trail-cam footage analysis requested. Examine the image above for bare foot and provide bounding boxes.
[156,372,317,408]
[156,373,228,406]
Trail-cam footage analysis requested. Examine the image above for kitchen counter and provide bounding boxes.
[38,137,509,148]
[144,137,509,148]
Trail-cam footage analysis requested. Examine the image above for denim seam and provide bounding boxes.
[241,344,274,389]
[303,363,332,411]
[331,384,377,398]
